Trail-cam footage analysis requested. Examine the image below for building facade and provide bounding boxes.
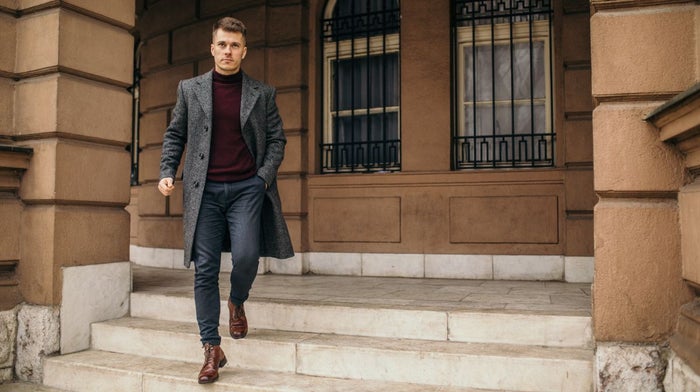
[0,0,698,390]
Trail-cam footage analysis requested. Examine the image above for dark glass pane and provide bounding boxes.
[332,54,399,111]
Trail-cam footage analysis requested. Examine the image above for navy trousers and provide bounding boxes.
[192,175,266,346]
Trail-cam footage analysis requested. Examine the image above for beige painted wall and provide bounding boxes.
[590,1,697,342]
[132,0,595,258]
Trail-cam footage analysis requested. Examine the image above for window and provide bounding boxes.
[321,0,401,173]
[453,0,554,169]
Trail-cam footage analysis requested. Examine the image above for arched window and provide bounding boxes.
[321,0,401,173]
[453,0,555,169]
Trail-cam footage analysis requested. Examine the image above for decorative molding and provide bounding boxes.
[591,0,694,13]
[646,83,700,175]
[670,299,700,376]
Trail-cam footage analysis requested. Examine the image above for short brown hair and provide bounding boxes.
[212,17,247,42]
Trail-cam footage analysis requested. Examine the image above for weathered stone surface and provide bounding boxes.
[596,343,668,392]
[15,305,60,383]
[664,352,700,392]
[0,308,17,370]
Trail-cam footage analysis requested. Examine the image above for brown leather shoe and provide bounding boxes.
[228,299,248,339]
[198,343,227,384]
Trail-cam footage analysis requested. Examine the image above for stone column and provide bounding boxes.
[7,0,134,382]
[590,1,697,390]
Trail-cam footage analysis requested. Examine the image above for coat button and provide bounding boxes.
[199,153,205,159]
[204,126,208,132]
[194,182,199,188]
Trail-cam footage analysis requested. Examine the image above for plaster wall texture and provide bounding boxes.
[591,4,696,97]
[594,199,692,342]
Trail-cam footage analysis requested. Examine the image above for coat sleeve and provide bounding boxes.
[160,81,188,180]
[256,87,287,186]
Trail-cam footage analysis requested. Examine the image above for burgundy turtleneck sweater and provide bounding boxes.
[207,70,257,182]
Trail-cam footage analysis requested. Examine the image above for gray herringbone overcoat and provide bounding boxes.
[159,70,294,267]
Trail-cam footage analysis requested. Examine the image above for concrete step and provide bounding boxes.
[131,290,592,348]
[0,382,68,392]
[90,317,593,391]
[43,350,499,392]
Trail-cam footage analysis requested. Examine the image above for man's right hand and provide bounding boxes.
[158,177,175,196]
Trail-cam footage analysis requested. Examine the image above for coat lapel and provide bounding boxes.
[241,72,261,129]
[193,71,213,127]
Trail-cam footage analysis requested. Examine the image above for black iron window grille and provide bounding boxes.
[321,0,401,173]
[452,0,555,169]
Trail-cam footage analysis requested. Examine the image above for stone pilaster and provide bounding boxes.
[590,1,698,389]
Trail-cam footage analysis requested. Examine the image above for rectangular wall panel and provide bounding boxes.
[314,197,401,243]
[449,196,559,244]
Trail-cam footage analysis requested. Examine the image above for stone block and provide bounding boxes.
[60,262,130,354]
[564,256,594,283]
[564,68,593,113]
[564,119,593,163]
[140,64,193,110]
[278,133,304,174]
[15,74,131,143]
[14,75,58,135]
[591,5,695,97]
[57,11,134,84]
[0,14,15,73]
[0,78,12,135]
[127,188,139,240]
[233,5,267,46]
[138,146,164,183]
[0,308,17,369]
[267,44,305,88]
[425,254,493,279]
[15,9,60,74]
[561,12,590,62]
[19,139,131,204]
[172,19,213,63]
[276,175,303,214]
[594,199,692,341]
[0,200,21,262]
[137,0,197,39]
[200,0,264,18]
[197,57,215,75]
[593,103,688,193]
[276,89,306,131]
[565,168,595,211]
[137,183,167,216]
[493,255,564,280]
[267,4,306,44]
[241,47,265,82]
[137,217,183,249]
[139,109,168,148]
[15,304,59,383]
[18,205,57,305]
[595,343,667,392]
[306,252,362,276]
[140,33,170,74]
[57,75,132,143]
[362,253,424,278]
[53,206,130,267]
[64,0,135,27]
[565,215,594,256]
[267,253,308,275]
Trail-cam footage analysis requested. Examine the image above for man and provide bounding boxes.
[158,17,294,384]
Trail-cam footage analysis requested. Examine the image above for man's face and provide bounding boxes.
[211,29,247,75]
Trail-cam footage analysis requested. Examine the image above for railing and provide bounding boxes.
[453,132,554,169]
[321,139,400,173]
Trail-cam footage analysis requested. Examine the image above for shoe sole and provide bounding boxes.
[197,358,227,384]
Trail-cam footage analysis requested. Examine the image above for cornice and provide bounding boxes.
[646,83,700,176]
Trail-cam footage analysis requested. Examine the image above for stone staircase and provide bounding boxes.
[41,266,594,391]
